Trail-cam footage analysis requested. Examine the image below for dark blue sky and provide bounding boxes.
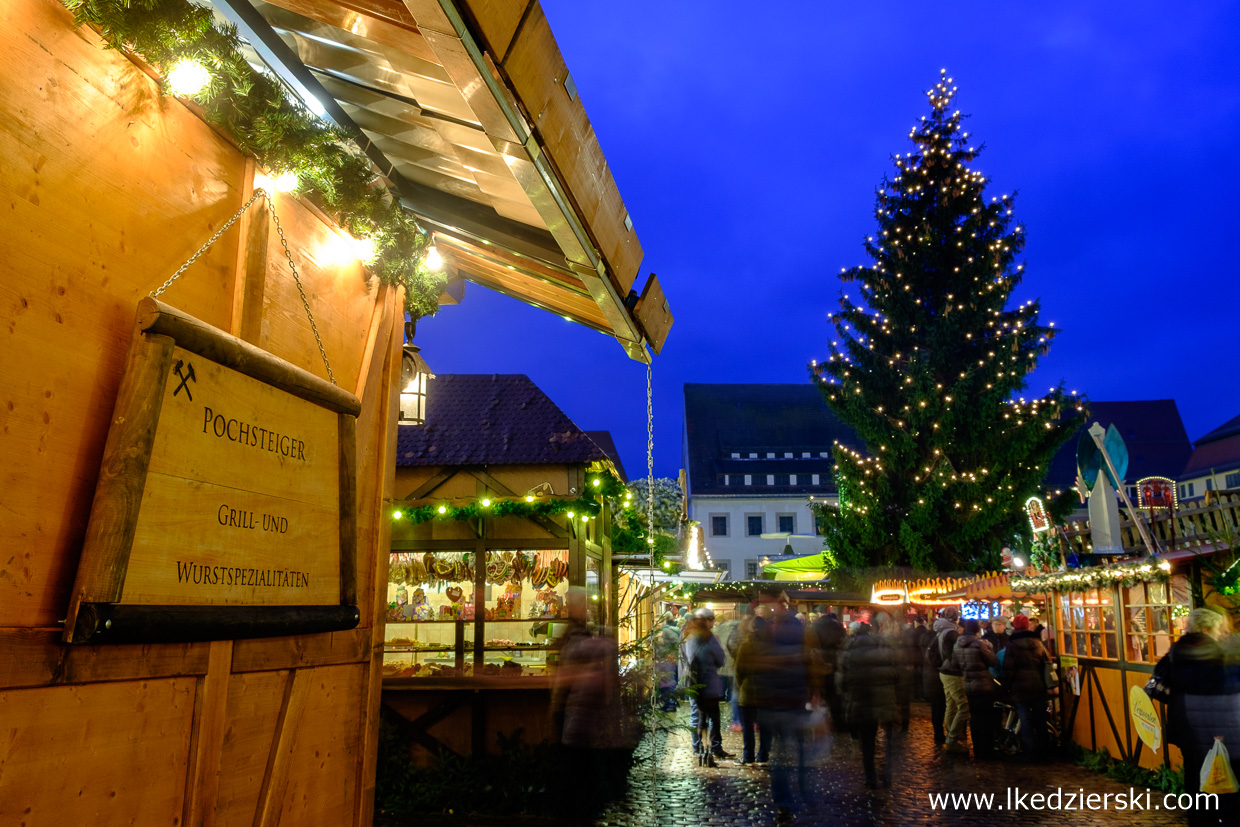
[415,0,1240,480]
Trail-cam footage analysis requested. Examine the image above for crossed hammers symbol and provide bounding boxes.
[173,359,196,401]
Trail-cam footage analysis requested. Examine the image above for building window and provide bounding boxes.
[747,514,764,536]
[1206,479,1215,491]
[715,560,731,577]
[1179,482,1196,499]
[744,474,752,486]
[812,474,820,485]
[710,515,729,537]
[1122,577,1190,663]
[1227,472,1240,489]
[774,474,790,486]
[746,560,759,579]
[778,514,795,534]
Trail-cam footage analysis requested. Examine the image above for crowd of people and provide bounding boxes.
[657,598,1062,824]
[657,598,1240,826]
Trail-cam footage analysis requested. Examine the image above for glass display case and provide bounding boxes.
[383,550,572,680]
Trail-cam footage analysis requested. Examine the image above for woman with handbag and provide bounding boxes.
[1002,614,1052,760]
[1159,608,1240,827]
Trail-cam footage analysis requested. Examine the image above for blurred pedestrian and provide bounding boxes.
[809,611,847,731]
[679,607,730,761]
[1160,608,1240,827]
[651,612,680,711]
[734,613,772,764]
[935,607,969,753]
[715,610,741,729]
[552,588,621,826]
[1002,613,1051,760]
[982,616,1011,655]
[952,618,999,759]
[755,599,810,824]
[838,620,899,789]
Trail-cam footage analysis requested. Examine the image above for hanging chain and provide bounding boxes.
[267,201,336,386]
[646,362,655,559]
[150,189,336,385]
[150,190,266,299]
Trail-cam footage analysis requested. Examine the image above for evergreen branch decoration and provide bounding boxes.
[64,0,445,318]
[1011,560,1170,593]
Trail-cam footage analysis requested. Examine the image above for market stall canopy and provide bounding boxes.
[942,572,1013,602]
[212,0,669,360]
[762,552,830,582]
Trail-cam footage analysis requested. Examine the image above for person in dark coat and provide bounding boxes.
[1002,613,1050,759]
[1159,608,1240,827]
[951,618,999,759]
[982,617,1011,656]
[734,614,772,764]
[755,600,810,824]
[838,621,899,788]
[910,616,932,701]
[679,607,729,759]
[810,612,847,731]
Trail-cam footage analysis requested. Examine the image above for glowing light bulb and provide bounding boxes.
[168,59,210,96]
[254,170,298,193]
[424,245,444,271]
[437,505,447,514]
[481,498,491,507]
[526,495,534,503]
[392,510,403,520]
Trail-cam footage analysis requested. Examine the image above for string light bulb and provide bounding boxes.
[424,245,444,271]
[168,58,210,96]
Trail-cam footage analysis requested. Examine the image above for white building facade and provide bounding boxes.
[682,384,860,581]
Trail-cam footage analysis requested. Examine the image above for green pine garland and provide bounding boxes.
[1012,560,1170,594]
[64,0,446,318]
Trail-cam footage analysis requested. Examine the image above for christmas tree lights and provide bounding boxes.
[811,71,1087,572]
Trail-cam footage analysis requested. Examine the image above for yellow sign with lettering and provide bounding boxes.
[1129,684,1162,752]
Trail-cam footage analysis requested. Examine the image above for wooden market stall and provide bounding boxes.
[1011,492,1240,773]
[381,374,617,759]
[1,1,670,824]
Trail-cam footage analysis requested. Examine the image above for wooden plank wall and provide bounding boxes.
[0,2,398,824]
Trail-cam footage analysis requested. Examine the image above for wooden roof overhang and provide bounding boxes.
[213,0,670,361]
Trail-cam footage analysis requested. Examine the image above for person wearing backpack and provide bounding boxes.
[679,607,729,761]
[923,613,950,745]
[935,607,970,754]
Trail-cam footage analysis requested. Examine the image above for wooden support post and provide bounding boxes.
[183,640,233,827]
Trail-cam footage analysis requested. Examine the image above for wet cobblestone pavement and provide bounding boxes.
[595,702,1188,827]
[376,702,1194,827]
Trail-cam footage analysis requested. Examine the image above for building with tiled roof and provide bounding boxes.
[682,383,860,580]
[396,374,609,469]
[1179,413,1240,500]
[1043,400,1194,502]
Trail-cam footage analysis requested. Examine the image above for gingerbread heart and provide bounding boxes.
[445,586,464,603]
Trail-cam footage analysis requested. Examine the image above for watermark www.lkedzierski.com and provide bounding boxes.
[928,787,1218,813]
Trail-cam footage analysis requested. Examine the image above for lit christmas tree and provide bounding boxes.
[811,71,1086,572]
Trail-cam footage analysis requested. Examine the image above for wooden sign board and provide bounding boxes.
[64,299,361,644]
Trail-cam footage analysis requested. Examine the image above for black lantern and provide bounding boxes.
[399,322,433,425]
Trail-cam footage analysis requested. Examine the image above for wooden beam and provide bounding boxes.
[64,328,176,638]
[183,640,233,827]
[404,468,457,500]
[339,412,358,606]
[466,467,515,496]
[231,627,369,674]
[253,668,311,827]
[137,298,361,416]
[391,538,569,550]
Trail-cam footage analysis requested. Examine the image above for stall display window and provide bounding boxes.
[382,550,571,679]
[1123,575,1190,664]
[586,556,602,626]
[1056,588,1118,660]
